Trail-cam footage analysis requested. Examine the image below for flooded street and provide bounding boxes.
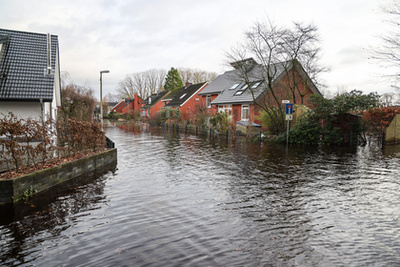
[1,124,400,266]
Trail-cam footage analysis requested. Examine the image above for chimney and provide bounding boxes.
[45,33,52,75]
[185,82,192,88]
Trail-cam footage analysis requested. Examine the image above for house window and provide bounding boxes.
[218,105,232,116]
[241,105,249,121]
[206,95,211,108]
[234,83,248,96]
[229,83,240,90]
[251,81,262,88]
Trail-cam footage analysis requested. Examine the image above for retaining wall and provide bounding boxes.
[0,148,117,205]
[385,114,400,145]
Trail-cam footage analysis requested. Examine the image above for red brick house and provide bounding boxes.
[111,93,143,114]
[164,82,208,121]
[200,58,320,129]
[140,90,170,119]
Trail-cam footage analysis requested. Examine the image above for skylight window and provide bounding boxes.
[229,83,240,90]
[180,93,187,99]
[251,81,262,88]
[234,83,249,96]
[234,90,245,96]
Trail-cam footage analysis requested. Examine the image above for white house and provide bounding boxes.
[0,28,61,121]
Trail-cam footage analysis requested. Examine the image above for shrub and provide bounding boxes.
[209,112,230,133]
[257,108,284,134]
[0,112,105,173]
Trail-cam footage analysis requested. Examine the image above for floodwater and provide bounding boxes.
[1,124,400,266]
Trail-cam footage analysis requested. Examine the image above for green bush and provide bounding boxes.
[209,112,230,133]
[257,108,284,134]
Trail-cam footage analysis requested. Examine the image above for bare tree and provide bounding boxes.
[104,92,120,102]
[178,68,218,84]
[381,92,395,106]
[117,69,166,99]
[226,18,326,132]
[374,0,400,89]
[116,74,136,99]
[146,69,166,94]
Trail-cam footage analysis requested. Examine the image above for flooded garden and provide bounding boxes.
[1,124,400,266]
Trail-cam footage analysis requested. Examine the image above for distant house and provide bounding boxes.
[140,90,170,119]
[165,82,208,121]
[199,58,320,129]
[110,93,143,114]
[0,28,61,121]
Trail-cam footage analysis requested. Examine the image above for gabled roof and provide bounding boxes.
[211,59,320,105]
[111,100,128,112]
[165,82,207,107]
[161,87,182,102]
[141,91,169,109]
[197,69,237,96]
[0,28,60,102]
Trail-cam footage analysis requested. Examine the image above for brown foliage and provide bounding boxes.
[363,107,400,136]
[59,83,96,122]
[0,112,106,178]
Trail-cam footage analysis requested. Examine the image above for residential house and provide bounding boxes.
[140,90,170,119]
[110,93,143,114]
[202,58,320,129]
[164,82,208,121]
[197,71,233,116]
[0,28,61,121]
[160,86,184,107]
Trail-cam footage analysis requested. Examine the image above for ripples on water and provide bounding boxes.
[1,124,400,266]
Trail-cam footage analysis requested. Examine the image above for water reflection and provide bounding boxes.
[1,124,400,266]
[0,172,110,266]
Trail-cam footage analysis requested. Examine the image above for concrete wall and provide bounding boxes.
[0,148,117,205]
[385,114,400,145]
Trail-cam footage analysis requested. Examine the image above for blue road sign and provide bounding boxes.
[286,103,293,114]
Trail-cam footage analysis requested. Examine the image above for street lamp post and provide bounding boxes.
[100,70,110,129]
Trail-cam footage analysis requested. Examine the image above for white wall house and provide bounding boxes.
[0,29,61,121]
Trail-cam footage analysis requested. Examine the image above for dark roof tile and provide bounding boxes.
[165,82,207,107]
[0,28,59,101]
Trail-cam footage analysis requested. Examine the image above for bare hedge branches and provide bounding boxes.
[0,112,105,173]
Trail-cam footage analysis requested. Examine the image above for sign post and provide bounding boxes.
[284,102,293,146]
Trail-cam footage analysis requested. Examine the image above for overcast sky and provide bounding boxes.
[0,0,395,99]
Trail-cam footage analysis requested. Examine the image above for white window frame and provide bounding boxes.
[241,105,249,121]
[218,104,232,121]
